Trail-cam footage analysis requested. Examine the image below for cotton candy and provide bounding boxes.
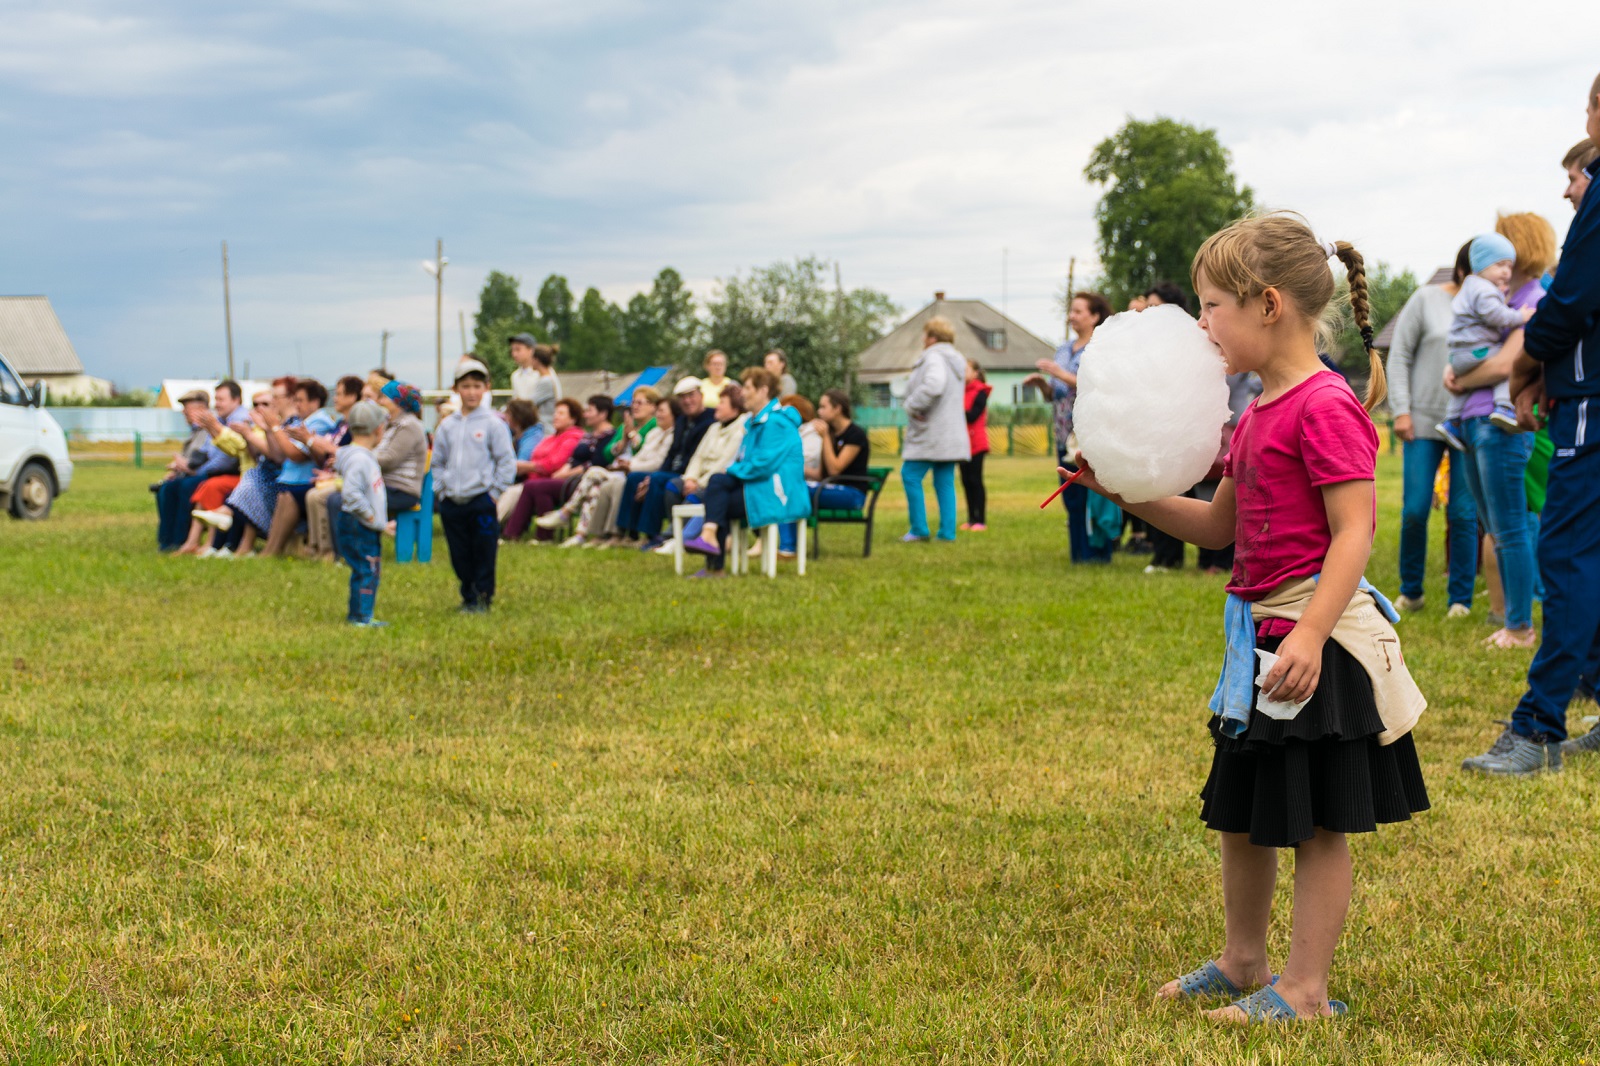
[1072,304,1232,504]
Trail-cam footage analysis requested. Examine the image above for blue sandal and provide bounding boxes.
[1167,960,1244,1000]
[1223,984,1348,1022]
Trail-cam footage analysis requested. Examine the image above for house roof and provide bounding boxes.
[1373,267,1453,350]
[856,295,1054,382]
[0,296,83,376]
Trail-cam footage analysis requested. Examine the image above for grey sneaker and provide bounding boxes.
[1560,726,1600,756]
[1464,733,1562,777]
[1460,720,1517,771]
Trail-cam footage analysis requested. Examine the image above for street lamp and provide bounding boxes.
[422,238,448,388]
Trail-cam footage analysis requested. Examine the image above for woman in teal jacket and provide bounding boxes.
[683,367,810,574]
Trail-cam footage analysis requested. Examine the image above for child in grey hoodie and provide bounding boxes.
[334,401,389,627]
[1435,233,1535,448]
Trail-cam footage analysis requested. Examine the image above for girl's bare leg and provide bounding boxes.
[1209,828,1349,1022]
[1158,832,1276,998]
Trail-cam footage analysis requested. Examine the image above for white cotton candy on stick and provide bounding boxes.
[1071,304,1232,504]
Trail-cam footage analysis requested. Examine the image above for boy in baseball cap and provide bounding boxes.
[434,360,515,613]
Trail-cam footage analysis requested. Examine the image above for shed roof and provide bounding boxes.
[0,296,83,376]
[856,295,1054,383]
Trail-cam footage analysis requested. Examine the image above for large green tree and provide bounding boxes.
[470,271,542,387]
[705,256,898,399]
[618,268,702,372]
[564,287,625,371]
[535,275,575,346]
[1084,117,1255,309]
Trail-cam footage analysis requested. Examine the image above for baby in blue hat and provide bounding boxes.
[1436,232,1536,448]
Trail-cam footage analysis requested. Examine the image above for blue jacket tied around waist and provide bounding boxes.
[1209,577,1400,738]
[727,400,812,529]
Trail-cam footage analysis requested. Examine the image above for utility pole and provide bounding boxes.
[1065,257,1077,339]
[458,309,469,356]
[835,261,850,393]
[381,330,392,372]
[434,239,444,388]
[1002,247,1009,315]
[221,240,235,379]
[422,239,448,388]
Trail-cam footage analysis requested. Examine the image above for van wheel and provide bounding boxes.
[9,462,54,520]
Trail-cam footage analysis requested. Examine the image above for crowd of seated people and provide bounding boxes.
[156,371,429,561]
[155,352,874,573]
[493,365,873,570]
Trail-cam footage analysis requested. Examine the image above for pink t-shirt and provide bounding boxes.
[1223,371,1378,601]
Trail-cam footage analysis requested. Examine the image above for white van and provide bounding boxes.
[0,352,72,519]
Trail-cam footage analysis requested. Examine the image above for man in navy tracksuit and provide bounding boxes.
[1464,74,1600,776]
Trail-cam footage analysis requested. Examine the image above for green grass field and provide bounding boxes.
[2,455,1597,1063]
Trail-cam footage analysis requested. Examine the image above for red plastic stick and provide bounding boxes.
[1038,466,1087,509]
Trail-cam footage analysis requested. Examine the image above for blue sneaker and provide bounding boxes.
[1435,420,1465,452]
[348,618,389,628]
[1489,405,1523,433]
[900,532,929,543]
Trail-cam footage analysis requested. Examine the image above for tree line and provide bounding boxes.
[1085,116,1416,372]
[469,117,1420,400]
[470,258,900,400]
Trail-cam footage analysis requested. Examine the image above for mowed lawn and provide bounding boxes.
[2,454,1597,1064]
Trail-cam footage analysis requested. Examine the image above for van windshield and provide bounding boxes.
[0,359,29,406]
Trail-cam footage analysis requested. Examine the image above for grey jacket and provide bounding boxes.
[1386,284,1456,443]
[432,404,515,503]
[901,342,971,462]
[334,445,388,530]
[1447,274,1525,371]
[371,411,426,497]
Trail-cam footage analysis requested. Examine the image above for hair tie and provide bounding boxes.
[1360,324,1375,350]
[1321,240,1339,259]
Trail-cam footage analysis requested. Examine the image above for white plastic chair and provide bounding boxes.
[670,503,705,576]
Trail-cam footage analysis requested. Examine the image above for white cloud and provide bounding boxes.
[5,0,1600,385]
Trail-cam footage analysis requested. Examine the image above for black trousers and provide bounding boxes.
[702,473,747,572]
[439,493,499,606]
[959,452,987,525]
[1190,479,1234,571]
[1149,526,1185,569]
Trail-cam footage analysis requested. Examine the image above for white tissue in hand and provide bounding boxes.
[1253,649,1312,721]
[1072,304,1232,504]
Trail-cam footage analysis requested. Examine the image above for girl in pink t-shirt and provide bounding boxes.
[1074,214,1428,1025]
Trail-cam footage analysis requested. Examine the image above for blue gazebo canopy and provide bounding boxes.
[614,366,673,405]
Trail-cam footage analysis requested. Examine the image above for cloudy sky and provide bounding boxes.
[4,1,1597,390]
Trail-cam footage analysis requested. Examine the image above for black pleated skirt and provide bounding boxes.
[1199,634,1430,848]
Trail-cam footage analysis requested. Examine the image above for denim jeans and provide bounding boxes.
[618,470,680,538]
[1398,438,1478,605]
[1458,417,1536,630]
[780,484,865,552]
[1059,455,1112,564]
[901,460,957,540]
[336,512,381,622]
[156,474,204,549]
